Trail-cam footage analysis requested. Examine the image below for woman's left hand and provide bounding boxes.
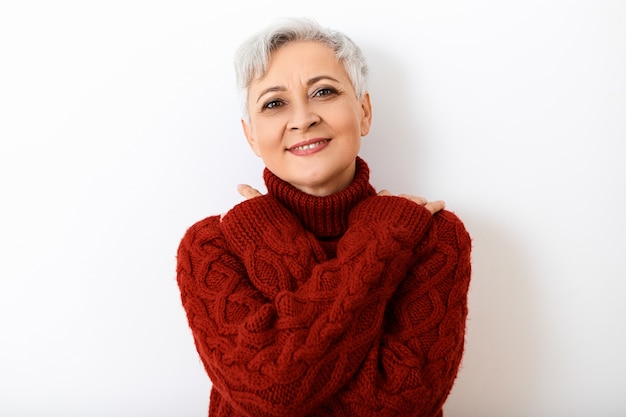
[378,189,445,214]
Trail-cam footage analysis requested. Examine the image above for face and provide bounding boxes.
[242,41,372,196]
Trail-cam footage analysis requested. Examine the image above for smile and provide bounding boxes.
[289,139,330,151]
[287,139,330,151]
[287,138,332,156]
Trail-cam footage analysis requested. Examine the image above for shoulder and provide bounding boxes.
[431,209,472,251]
[178,194,288,256]
[178,214,223,254]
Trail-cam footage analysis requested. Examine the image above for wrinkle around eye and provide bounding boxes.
[262,99,285,110]
[313,87,336,97]
[311,86,344,101]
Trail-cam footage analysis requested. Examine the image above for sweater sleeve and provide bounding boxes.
[176,195,436,417]
[326,207,472,417]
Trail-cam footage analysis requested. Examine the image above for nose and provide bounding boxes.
[288,101,320,131]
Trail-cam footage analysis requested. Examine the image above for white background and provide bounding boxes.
[1,1,625,416]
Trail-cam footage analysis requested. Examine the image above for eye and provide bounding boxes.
[313,87,337,98]
[263,99,284,110]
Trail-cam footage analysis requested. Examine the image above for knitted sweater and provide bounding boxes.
[176,157,472,417]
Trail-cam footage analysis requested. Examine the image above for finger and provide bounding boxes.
[424,200,446,214]
[399,194,428,205]
[377,189,392,196]
[237,184,263,200]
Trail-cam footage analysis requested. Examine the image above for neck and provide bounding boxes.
[288,163,357,197]
[263,157,376,238]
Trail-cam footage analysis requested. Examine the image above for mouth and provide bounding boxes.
[287,138,331,152]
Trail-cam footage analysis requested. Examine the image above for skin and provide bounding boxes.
[242,40,371,197]
[238,40,444,214]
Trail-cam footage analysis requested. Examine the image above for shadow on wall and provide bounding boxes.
[358,44,426,193]
[357,46,541,416]
[444,212,541,417]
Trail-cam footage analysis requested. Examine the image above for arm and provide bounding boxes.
[176,194,435,417]
[326,209,472,417]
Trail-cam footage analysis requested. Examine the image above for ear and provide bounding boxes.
[359,92,373,136]
[241,118,261,157]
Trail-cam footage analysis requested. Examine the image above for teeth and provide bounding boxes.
[293,140,327,151]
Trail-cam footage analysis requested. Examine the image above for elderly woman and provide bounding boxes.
[176,17,472,417]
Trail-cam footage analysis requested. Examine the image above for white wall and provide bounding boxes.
[1,1,624,416]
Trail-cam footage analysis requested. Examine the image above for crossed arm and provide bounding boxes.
[177,188,471,416]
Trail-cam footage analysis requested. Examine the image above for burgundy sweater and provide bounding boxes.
[176,157,472,417]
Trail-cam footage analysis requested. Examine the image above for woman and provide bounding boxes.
[177,17,472,417]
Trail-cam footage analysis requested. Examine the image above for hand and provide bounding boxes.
[377,189,445,215]
[237,184,263,200]
[220,184,263,222]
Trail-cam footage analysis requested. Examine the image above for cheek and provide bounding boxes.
[331,104,364,133]
[251,120,282,152]
[334,113,363,138]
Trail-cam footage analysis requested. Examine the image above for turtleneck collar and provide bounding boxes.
[263,157,376,239]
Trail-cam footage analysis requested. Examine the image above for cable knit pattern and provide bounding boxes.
[176,157,472,417]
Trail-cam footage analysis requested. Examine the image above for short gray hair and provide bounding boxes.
[234,17,369,122]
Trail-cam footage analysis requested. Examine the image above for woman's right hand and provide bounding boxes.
[377,189,445,215]
[238,184,263,200]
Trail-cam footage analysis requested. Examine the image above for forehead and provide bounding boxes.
[253,41,349,86]
[270,40,336,63]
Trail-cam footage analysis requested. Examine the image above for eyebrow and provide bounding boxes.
[255,75,341,103]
